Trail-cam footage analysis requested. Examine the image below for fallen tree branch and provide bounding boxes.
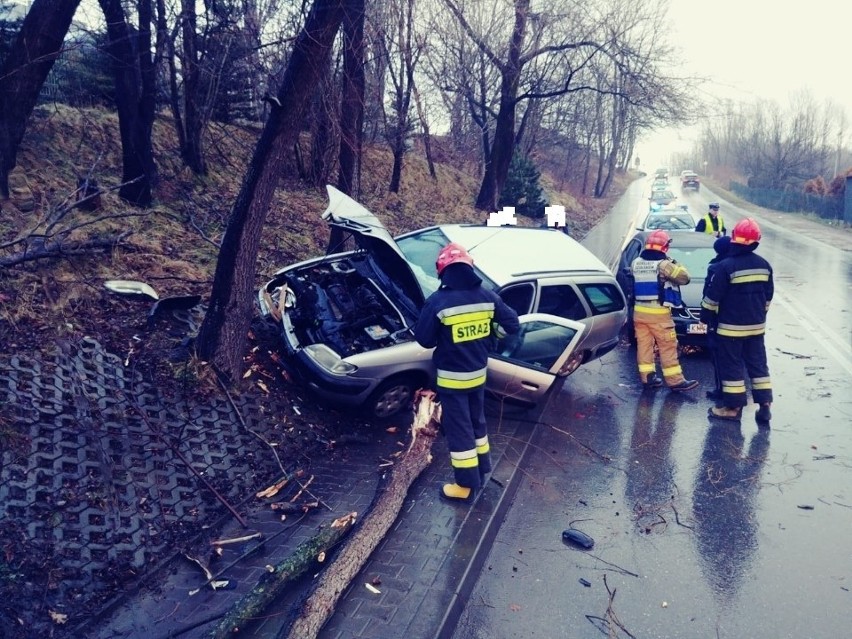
[208,512,357,639]
[281,390,441,639]
[0,231,133,267]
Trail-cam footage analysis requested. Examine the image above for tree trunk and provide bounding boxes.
[412,83,437,180]
[194,0,345,381]
[0,0,81,199]
[179,0,207,174]
[474,0,528,211]
[157,0,186,155]
[337,0,365,197]
[99,0,157,206]
[210,513,358,639]
[282,391,441,639]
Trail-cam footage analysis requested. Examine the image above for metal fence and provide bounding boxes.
[729,182,844,220]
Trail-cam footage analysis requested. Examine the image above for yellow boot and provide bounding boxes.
[440,483,474,503]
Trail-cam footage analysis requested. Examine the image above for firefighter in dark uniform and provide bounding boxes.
[695,203,726,237]
[415,243,520,503]
[700,218,773,424]
[631,230,699,391]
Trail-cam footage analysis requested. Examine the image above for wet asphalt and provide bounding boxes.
[451,180,852,638]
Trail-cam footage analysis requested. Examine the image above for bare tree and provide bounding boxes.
[338,0,365,195]
[98,0,158,206]
[195,0,344,380]
[0,0,82,199]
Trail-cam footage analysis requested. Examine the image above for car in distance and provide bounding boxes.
[648,189,677,209]
[258,186,628,418]
[680,170,700,191]
[616,231,717,348]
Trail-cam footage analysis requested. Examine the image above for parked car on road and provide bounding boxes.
[639,205,697,231]
[648,189,677,209]
[258,186,628,418]
[616,231,717,348]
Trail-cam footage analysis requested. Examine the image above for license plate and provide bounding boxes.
[687,323,707,334]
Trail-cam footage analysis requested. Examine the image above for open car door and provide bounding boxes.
[486,313,586,406]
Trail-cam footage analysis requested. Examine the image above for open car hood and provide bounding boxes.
[321,185,425,308]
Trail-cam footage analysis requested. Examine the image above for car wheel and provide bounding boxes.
[557,350,586,377]
[366,375,421,419]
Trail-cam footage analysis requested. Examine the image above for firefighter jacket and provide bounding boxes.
[631,249,690,314]
[695,213,726,236]
[700,244,773,337]
[415,263,520,392]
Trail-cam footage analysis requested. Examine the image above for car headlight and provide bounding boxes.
[303,344,358,374]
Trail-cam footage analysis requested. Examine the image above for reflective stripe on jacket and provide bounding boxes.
[700,246,773,337]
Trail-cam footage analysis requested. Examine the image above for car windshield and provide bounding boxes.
[644,215,694,230]
[396,228,495,297]
[667,245,715,277]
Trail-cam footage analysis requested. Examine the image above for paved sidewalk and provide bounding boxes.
[83,400,539,639]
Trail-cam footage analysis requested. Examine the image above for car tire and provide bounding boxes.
[557,350,586,377]
[365,375,422,419]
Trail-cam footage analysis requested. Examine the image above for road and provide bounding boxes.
[451,180,852,638]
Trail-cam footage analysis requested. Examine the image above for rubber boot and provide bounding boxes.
[669,379,699,392]
[643,373,664,389]
[756,403,772,424]
[440,483,475,504]
[708,406,742,422]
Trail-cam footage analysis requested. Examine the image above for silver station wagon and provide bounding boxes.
[258,187,628,418]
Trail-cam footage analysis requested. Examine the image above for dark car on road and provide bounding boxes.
[616,231,717,348]
[680,170,701,191]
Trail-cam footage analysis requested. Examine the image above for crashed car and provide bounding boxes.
[680,170,700,191]
[258,186,628,418]
[616,231,717,348]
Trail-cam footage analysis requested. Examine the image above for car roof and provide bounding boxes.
[438,224,612,287]
[630,230,717,248]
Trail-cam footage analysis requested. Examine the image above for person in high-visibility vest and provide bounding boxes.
[631,230,699,392]
[695,203,726,237]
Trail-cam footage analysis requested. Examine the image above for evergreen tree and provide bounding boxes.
[498,151,548,218]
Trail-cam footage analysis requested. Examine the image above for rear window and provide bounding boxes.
[579,283,625,315]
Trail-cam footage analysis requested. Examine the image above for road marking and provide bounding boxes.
[773,284,852,376]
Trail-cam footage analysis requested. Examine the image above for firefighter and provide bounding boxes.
[695,203,726,237]
[631,230,699,392]
[414,243,520,503]
[700,218,773,424]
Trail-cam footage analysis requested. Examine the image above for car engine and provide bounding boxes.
[284,258,412,356]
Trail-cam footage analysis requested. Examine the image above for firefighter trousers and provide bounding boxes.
[438,387,491,490]
[716,334,773,408]
[634,308,687,386]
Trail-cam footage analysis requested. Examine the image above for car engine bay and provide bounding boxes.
[282,257,415,356]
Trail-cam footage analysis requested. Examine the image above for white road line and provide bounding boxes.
[773,283,852,376]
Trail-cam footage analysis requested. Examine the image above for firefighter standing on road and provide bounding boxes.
[631,230,699,392]
[414,243,520,503]
[700,218,774,424]
[695,203,727,237]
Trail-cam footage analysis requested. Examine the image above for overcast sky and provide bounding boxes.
[638,0,850,168]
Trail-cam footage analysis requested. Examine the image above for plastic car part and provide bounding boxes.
[562,528,594,549]
[557,350,586,377]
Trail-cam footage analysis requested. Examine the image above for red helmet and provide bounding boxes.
[645,230,672,253]
[435,242,474,276]
[732,218,761,245]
